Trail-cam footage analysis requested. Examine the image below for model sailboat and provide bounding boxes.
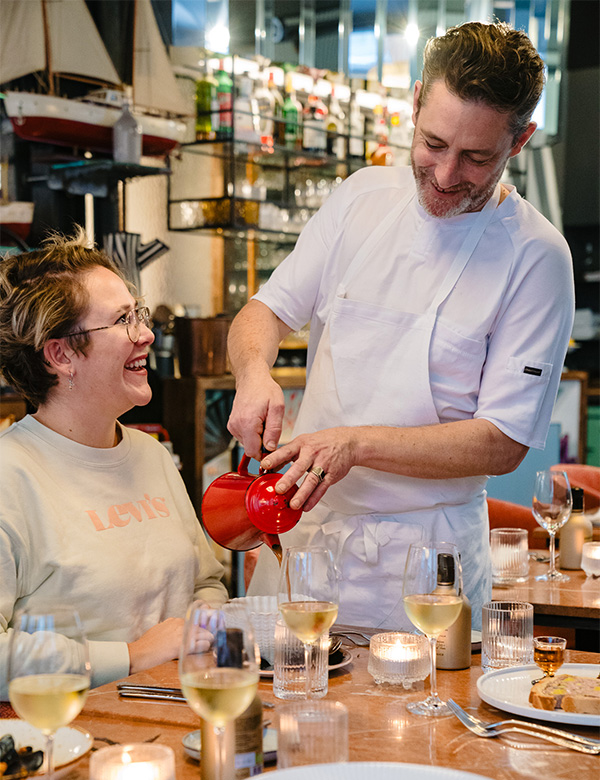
[0,0,191,156]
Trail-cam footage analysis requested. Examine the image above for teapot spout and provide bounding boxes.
[261,533,283,566]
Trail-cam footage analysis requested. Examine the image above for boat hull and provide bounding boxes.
[0,202,34,240]
[4,92,188,156]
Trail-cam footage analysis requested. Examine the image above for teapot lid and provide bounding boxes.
[246,473,302,534]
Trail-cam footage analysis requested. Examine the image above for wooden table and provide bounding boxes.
[61,645,600,780]
[492,558,600,650]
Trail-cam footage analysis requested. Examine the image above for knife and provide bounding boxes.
[117,684,186,703]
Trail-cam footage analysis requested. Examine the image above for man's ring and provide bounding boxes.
[308,466,326,483]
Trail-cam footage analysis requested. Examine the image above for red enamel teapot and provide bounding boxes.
[201,454,302,560]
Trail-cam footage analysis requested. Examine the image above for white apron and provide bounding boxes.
[248,187,501,629]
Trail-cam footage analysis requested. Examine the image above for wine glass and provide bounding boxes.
[179,604,260,780]
[277,546,339,699]
[532,469,572,582]
[8,605,91,776]
[402,543,463,716]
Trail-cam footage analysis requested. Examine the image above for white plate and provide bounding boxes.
[182,727,277,763]
[477,663,600,727]
[266,762,493,779]
[0,720,93,769]
[260,649,353,679]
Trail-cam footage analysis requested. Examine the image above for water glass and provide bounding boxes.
[481,601,534,674]
[581,542,600,578]
[273,618,328,700]
[277,701,348,768]
[490,528,529,585]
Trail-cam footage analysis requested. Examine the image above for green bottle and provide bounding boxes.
[216,60,233,140]
[195,67,216,140]
[283,73,301,150]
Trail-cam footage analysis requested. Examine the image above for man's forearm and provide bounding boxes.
[355,418,527,479]
[227,300,291,381]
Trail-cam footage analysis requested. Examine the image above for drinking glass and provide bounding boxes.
[532,469,572,582]
[533,635,567,680]
[277,546,339,699]
[8,605,91,776]
[402,542,463,716]
[179,604,260,780]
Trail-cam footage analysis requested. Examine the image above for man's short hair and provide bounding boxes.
[418,21,546,141]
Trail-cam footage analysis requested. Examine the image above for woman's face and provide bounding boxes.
[69,266,154,418]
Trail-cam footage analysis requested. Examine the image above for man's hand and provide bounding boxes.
[260,427,360,512]
[227,372,286,459]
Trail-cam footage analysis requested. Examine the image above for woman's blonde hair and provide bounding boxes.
[418,21,546,141]
[0,227,127,408]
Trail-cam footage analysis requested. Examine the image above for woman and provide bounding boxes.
[0,229,228,697]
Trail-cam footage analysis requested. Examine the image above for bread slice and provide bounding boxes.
[529,674,600,715]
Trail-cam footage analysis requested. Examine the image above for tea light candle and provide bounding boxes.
[90,745,175,780]
[367,632,429,688]
[581,542,600,578]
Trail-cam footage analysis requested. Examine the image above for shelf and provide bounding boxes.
[44,160,170,197]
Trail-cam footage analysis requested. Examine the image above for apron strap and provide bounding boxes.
[429,184,501,312]
[340,191,415,288]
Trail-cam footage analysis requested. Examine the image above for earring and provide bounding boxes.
[68,371,74,391]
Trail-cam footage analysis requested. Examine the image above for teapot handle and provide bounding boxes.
[237,453,268,476]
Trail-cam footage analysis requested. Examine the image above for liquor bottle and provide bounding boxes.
[268,71,285,146]
[252,72,275,149]
[559,487,593,569]
[234,76,261,144]
[283,73,302,150]
[435,553,472,670]
[326,86,345,159]
[216,60,233,140]
[302,92,327,153]
[195,64,216,140]
[348,93,365,160]
[113,87,142,164]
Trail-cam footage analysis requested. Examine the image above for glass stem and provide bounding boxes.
[548,531,557,576]
[45,734,55,777]
[304,642,313,699]
[428,635,439,700]
[214,725,226,780]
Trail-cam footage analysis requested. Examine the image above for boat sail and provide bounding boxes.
[0,0,191,156]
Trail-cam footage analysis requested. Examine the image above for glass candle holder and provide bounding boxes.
[90,744,175,780]
[581,542,600,578]
[367,632,430,688]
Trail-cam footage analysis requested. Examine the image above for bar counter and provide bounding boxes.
[67,645,600,780]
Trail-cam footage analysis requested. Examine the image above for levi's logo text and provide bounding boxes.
[85,494,169,531]
[523,366,542,376]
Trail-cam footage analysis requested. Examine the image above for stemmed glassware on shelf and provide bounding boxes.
[532,469,572,582]
[179,604,260,780]
[8,605,91,777]
[402,542,463,717]
[277,546,339,699]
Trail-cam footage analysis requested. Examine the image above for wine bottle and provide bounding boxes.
[283,73,302,150]
[216,60,233,140]
[559,487,593,569]
[268,71,285,146]
[435,553,472,670]
[195,64,216,140]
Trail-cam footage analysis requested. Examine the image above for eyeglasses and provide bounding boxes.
[63,307,153,344]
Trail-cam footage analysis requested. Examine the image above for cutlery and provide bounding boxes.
[117,684,276,708]
[330,630,371,647]
[447,700,600,753]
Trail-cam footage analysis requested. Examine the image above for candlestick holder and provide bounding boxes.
[90,744,175,780]
[581,542,600,578]
[367,632,429,688]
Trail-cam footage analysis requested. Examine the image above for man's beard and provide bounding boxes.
[411,155,500,219]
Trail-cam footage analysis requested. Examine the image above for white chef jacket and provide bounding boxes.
[249,166,574,628]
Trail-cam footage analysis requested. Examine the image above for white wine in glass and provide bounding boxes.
[277,547,339,699]
[532,469,572,582]
[402,543,463,717]
[8,605,91,776]
[179,605,260,780]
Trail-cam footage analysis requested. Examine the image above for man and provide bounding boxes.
[226,22,574,628]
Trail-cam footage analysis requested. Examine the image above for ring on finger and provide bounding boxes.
[307,465,326,483]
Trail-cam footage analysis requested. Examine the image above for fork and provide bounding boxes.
[447,700,600,754]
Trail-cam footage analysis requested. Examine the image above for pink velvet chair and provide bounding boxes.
[487,497,547,549]
[554,464,600,511]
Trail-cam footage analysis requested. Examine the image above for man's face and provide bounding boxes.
[411,80,534,218]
